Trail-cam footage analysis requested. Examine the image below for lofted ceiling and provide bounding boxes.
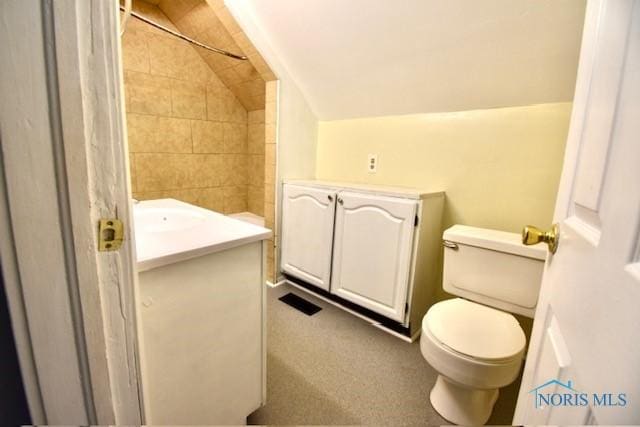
[239,0,586,120]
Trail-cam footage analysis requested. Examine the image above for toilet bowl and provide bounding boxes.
[421,298,525,425]
[420,225,546,425]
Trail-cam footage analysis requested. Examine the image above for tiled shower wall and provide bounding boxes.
[123,2,254,214]
[247,110,265,216]
[264,81,278,282]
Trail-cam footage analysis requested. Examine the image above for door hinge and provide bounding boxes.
[98,218,124,251]
[414,215,419,227]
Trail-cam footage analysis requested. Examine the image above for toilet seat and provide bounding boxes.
[424,298,526,362]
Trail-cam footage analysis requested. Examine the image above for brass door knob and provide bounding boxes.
[522,223,559,254]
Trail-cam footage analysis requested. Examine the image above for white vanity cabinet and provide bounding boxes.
[280,184,336,290]
[134,199,271,425]
[331,191,418,322]
[281,181,444,337]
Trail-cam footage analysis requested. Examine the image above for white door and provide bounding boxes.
[280,184,337,290]
[514,1,640,424]
[331,191,417,322]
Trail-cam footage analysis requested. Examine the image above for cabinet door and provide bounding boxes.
[281,184,337,290]
[331,191,417,322]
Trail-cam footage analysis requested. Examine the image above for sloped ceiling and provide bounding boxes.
[134,0,274,110]
[239,0,586,120]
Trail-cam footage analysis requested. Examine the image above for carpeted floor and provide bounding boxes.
[248,283,521,426]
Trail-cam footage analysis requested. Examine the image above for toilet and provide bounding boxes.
[421,225,546,425]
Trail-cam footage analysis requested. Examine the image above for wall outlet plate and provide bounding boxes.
[367,154,378,173]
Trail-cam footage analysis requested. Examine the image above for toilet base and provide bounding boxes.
[429,375,499,425]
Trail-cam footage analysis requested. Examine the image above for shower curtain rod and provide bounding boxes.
[119,5,248,60]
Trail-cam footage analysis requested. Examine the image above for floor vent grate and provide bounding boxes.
[278,293,322,316]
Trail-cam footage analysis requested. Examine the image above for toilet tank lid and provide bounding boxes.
[443,225,546,260]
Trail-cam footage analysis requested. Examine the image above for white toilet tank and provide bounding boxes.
[442,225,546,318]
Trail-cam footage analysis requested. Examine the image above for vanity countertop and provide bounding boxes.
[284,179,444,200]
[134,198,272,272]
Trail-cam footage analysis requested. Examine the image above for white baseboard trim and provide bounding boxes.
[266,279,286,288]
[285,280,417,343]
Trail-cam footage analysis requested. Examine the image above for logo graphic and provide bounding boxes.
[529,379,627,409]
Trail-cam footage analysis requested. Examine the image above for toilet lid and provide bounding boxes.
[424,298,526,361]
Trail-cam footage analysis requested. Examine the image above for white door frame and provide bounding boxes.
[0,0,142,424]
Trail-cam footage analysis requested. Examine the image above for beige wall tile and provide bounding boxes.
[220,154,248,186]
[248,154,265,187]
[247,185,264,216]
[136,153,193,191]
[122,1,260,215]
[136,187,224,212]
[125,71,172,116]
[129,1,179,35]
[147,34,186,78]
[200,27,236,52]
[171,80,206,119]
[128,114,192,153]
[233,62,262,82]
[265,124,276,144]
[264,202,275,226]
[248,94,266,110]
[265,143,276,166]
[265,101,277,124]
[158,0,201,22]
[200,45,239,73]
[205,84,222,121]
[223,185,248,213]
[207,0,225,10]
[171,187,224,212]
[248,123,265,154]
[195,187,225,212]
[191,120,223,153]
[230,96,248,123]
[264,182,275,206]
[217,67,242,87]
[136,153,224,191]
[121,31,149,73]
[264,163,275,185]
[231,89,258,112]
[175,3,217,38]
[265,81,277,102]
[146,32,214,85]
[191,154,223,187]
[232,31,258,57]
[223,122,248,153]
[242,78,265,97]
[218,89,236,122]
[248,109,265,124]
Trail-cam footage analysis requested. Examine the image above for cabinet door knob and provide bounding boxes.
[338,198,343,205]
[328,195,334,202]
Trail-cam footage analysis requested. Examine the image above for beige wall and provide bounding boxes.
[317,103,572,233]
[124,1,252,214]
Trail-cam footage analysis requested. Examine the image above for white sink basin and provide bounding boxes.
[133,199,272,272]
[134,207,207,233]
